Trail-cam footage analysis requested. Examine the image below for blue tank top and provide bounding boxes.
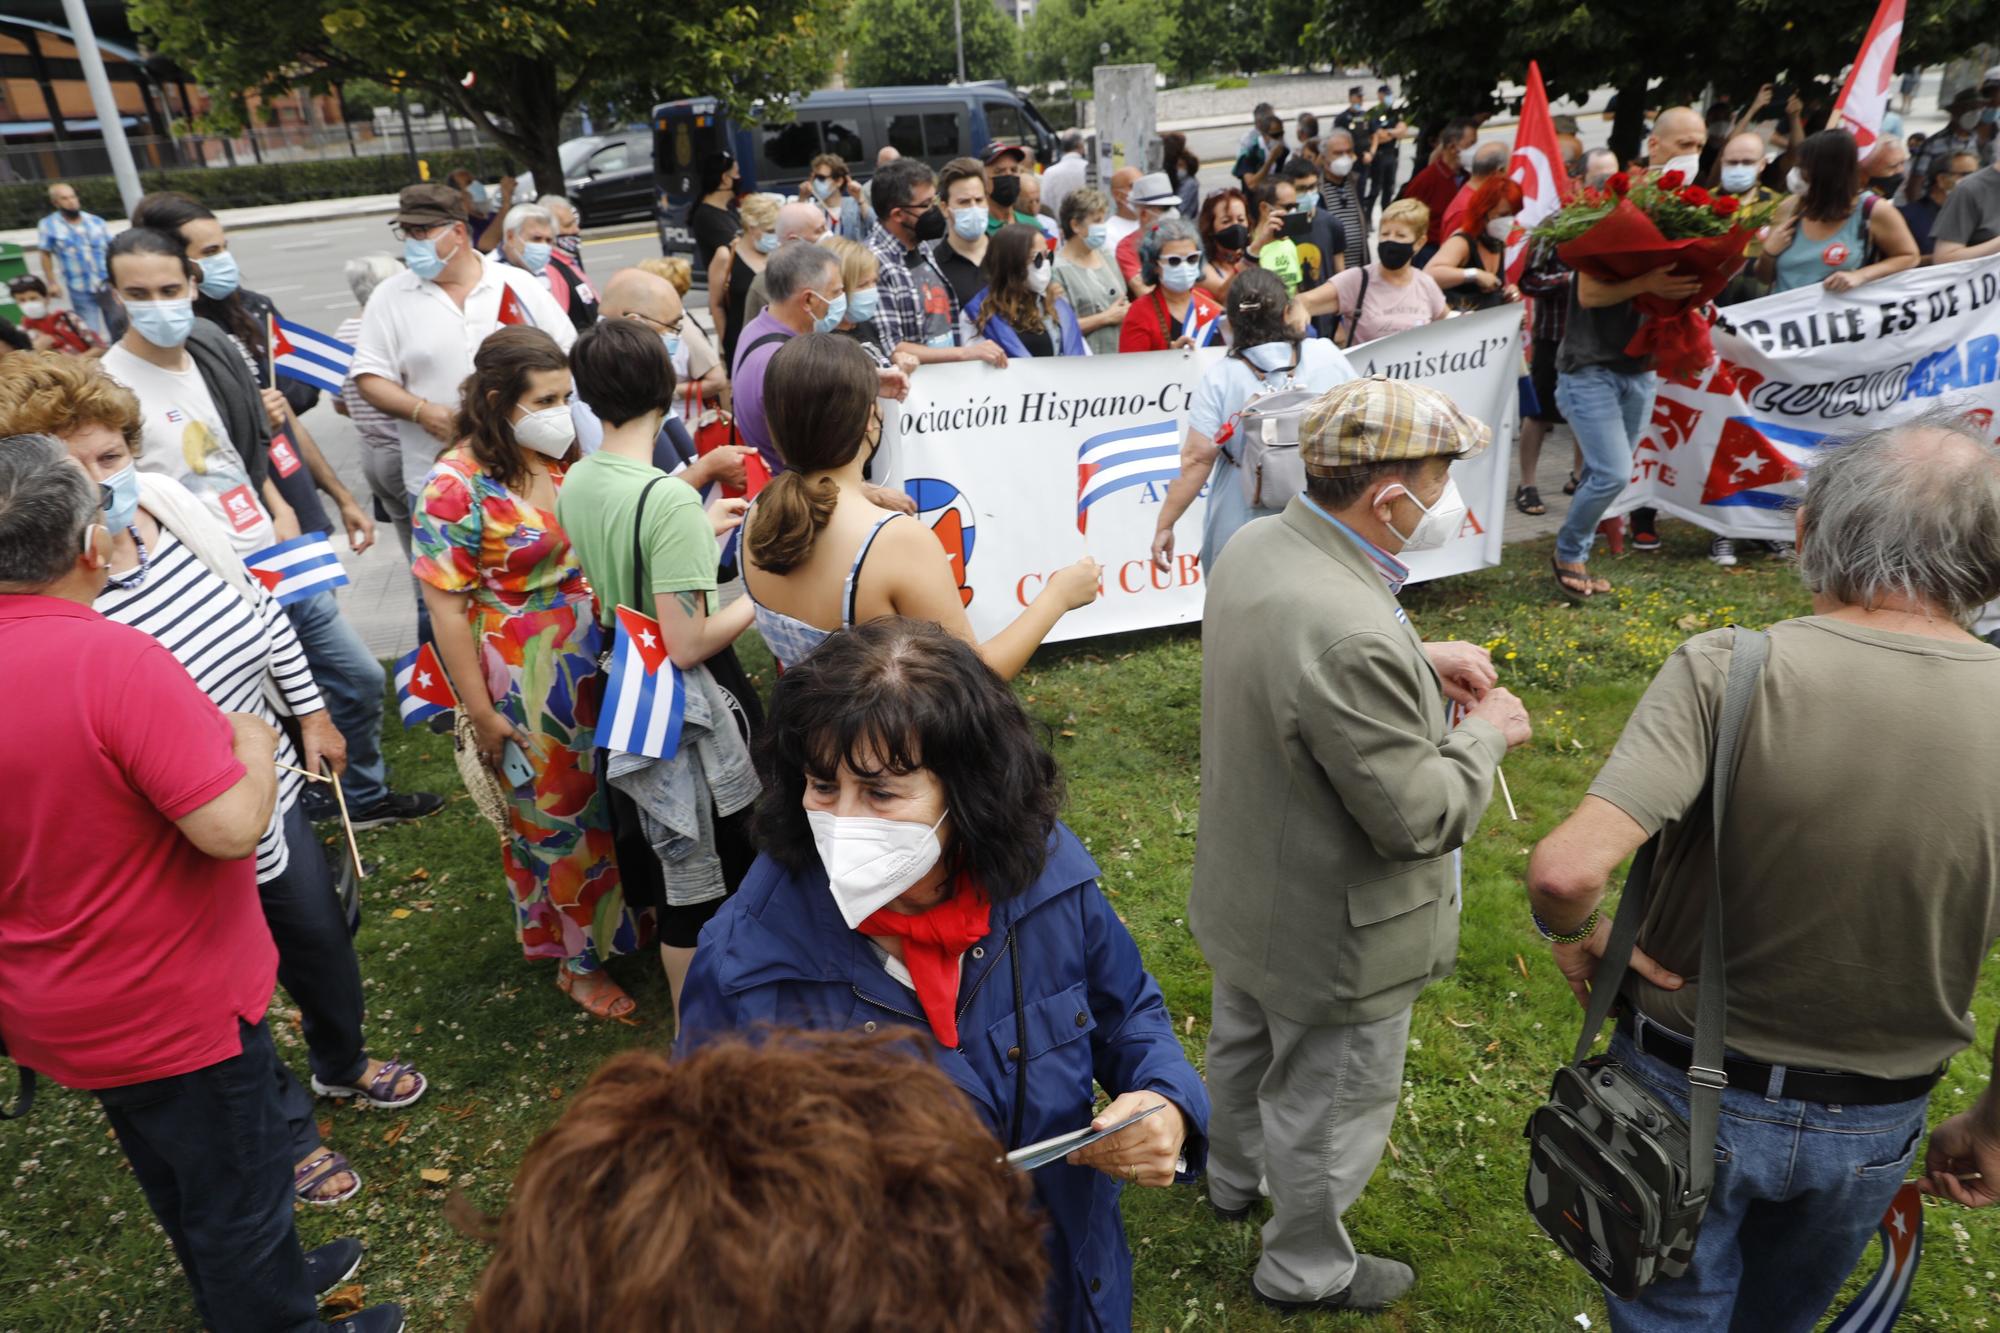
[1771,200,1869,294]
[744,511,902,670]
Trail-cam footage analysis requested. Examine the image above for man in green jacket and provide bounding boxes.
[1188,375,1532,1315]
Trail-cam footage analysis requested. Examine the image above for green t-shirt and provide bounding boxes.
[1258,238,1303,294]
[556,450,718,618]
[1589,618,2000,1080]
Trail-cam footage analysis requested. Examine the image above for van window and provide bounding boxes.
[923,112,961,157]
[822,118,866,164]
[886,114,925,159]
[985,100,1024,147]
[762,120,822,172]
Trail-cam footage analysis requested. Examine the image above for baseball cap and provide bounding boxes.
[1300,376,1492,475]
[983,142,1028,167]
[1130,171,1180,209]
[393,183,467,227]
[1984,65,2000,86]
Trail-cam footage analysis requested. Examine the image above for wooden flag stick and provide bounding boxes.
[277,761,331,783]
[322,759,366,880]
[1496,765,1521,822]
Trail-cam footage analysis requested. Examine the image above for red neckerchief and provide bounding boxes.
[858,876,991,1048]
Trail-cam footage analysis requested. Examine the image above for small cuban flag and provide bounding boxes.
[244,533,350,606]
[1076,421,1182,535]
[593,605,685,760]
[393,642,456,726]
[1824,1181,1923,1333]
[269,315,355,396]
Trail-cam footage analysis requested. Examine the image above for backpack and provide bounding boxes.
[1213,345,1317,511]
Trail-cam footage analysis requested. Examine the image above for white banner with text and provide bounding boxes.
[876,305,1525,643]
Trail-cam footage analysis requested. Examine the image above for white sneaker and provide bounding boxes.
[1709,537,1738,567]
[1763,540,1795,559]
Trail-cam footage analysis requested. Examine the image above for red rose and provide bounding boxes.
[1657,169,1686,190]
[1678,186,1713,207]
[1712,194,1741,216]
[1607,172,1631,196]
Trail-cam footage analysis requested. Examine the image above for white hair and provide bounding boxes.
[503,203,555,240]
[536,194,575,219]
[344,253,403,307]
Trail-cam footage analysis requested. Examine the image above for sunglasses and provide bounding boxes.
[813,173,845,185]
[1158,254,1201,269]
[1030,253,1051,269]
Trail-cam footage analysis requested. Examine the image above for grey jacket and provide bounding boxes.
[1187,498,1506,1025]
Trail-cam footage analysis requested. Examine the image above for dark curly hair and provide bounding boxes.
[755,618,1063,899]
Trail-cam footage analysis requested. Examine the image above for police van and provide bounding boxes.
[652,84,1060,257]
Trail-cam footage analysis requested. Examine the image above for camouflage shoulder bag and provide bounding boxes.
[1524,627,1768,1299]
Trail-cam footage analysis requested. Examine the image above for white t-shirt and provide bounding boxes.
[1105,213,1141,257]
[348,251,578,498]
[101,344,275,554]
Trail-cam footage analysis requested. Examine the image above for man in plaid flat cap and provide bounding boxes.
[1188,375,1532,1315]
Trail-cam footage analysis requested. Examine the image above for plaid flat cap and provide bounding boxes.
[1300,375,1491,474]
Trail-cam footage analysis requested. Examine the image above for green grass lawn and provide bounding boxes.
[6,525,2000,1330]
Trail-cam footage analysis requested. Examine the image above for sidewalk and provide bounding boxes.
[0,192,401,252]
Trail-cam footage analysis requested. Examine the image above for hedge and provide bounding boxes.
[0,147,508,231]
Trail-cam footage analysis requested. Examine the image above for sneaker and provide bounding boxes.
[1630,510,1662,551]
[348,790,446,831]
[306,1236,363,1297]
[300,785,339,823]
[342,1305,406,1333]
[1709,536,1739,567]
[1254,1255,1416,1314]
[1762,540,1795,559]
[1209,1195,1254,1224]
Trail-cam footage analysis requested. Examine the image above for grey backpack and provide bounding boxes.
[1216,346,1316,510]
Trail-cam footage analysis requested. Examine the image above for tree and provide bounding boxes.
[845,0,1020,88]
[128,0,849,204]
[1022,0,1175,88]
[1310,0,1992,166]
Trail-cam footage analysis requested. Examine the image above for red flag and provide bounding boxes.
[497,286,527,326]
[1831,0,1904,152]
[1506,62,1571,282]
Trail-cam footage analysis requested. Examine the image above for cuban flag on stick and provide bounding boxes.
[1076,421,1182,534]
[244,533,350,606]
[393,643,456,726]
[1824,1182,1922,1333]
[593,605,685,760]
[269,314,355,396]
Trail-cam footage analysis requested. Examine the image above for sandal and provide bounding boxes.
[556,967,636,1021]
[1514,484,1546,516]
[295,1149,361,1207]
[1552,556,1609,604]
[312,1058,427,1111]
[1562,471,1580,496]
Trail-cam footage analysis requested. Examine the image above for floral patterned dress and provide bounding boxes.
[413,446,651,965]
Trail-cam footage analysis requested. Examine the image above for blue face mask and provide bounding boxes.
[812,177,835,200]
[1719,164,1761,194]
[846,287,881,325]
[521,241,553,274]
[755,232,780,254]
[661,331,683,363]
[404,234,450,281]
[1086,222,1109,250]
[103,463,140,530]
[195,250,240,300]
[812,290,848,334]
[1296,194,1317,217]
[124,298,196,348]
[1159,258,1200,293]
[953,206,987,240]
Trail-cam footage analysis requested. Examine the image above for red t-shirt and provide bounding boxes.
[0,597,275,1089]
[1117,288,1224,353]
[1438,183,1476,244]
[1115,230,1144,283]
[1401,163,1463,245]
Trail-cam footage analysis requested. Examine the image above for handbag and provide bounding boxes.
[1524,627,1768,1300]
[453,709,511,833]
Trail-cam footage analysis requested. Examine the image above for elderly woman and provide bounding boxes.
[415,326,642,1019]
[678,618,1211,1333]
[1052,187,1129,356]
[1148,268,1358,578]
[0,353,427,1208]
[1118,218,1222,352]
[798,152,876,238]
[962,223,1087,358]
[710,191,779,368]
[499,202,597,331]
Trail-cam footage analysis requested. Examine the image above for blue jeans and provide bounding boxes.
[67,285,108,338]
[284,588,389,809]
[1554,365,1657,564]
[95,1019,318,1332]
[1603,1029,1930,1333]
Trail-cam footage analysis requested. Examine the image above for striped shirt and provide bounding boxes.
[94,529,324,880]
[37,210,112,296]
[337,314,400,453]
[1319,179,1370,270]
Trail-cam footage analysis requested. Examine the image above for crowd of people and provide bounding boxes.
[2,66,2000,1332]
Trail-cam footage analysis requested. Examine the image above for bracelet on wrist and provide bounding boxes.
[410,398,427,424]
[1532,906,1600,944]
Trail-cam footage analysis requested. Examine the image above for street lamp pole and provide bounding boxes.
[953,0,966,84]
[59,0,143,214]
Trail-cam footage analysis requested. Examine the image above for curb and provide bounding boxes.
[2,194,402,254]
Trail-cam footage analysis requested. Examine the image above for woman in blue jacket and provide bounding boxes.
[678,618,1208,1333]
[961,223,1089,357]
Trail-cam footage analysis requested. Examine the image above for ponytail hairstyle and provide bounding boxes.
[453,326,573,494]
[129,191,266,365]
[748,333,880,574]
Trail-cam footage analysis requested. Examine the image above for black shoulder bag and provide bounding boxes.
[1525,627,1768,1299]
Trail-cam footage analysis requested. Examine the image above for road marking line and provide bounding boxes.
[582,230,654,246]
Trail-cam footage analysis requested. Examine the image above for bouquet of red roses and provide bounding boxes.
[1531,170,1780,382]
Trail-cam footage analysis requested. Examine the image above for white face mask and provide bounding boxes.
[1327,154,1356,178]
[1786,166,1808,196]
[1718,163,1761,194]
[1381,476,1467,552]
[1660,152,1702,180]
[1026,259,1052,295]
[1484,214,1516,241]
[16,299,46,320]
[512,403,577,457]
[807,808,948,929]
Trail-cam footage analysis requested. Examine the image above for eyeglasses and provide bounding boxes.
[389,221,452,242]
[629,311,685,336]
[1158,254,1201,269]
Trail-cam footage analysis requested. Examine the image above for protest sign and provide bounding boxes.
[877,305,1523,644]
